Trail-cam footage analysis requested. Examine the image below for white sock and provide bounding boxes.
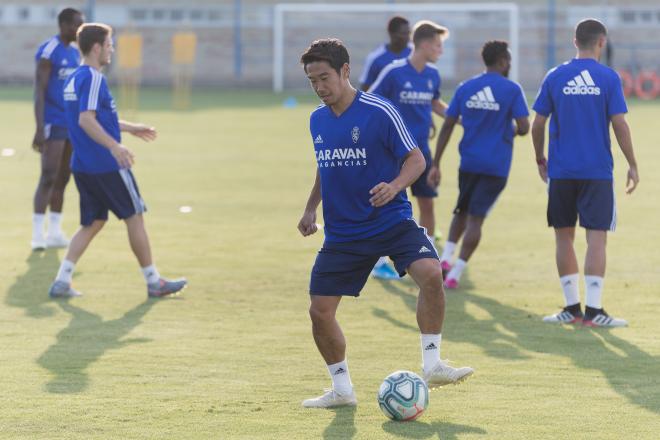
[141,264,161,284]
[440,241,456,263]
[421,334,442,373]
[327,360,353,395]
[585,275,604,309]
[56,259,75,284]
[447,258,467,281]
[560,273,580,306]
[33,213,45,239]
[48,212,63,236]
[375,256,389,268]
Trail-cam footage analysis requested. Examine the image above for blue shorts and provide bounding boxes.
[410,144,437,198]
[44,124,68,141]
[310,219,439,296]
[548,179,615,231]
[73,169,147,226]
[454,171,507,217]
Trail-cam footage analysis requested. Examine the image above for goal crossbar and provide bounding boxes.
[273,2,520,92]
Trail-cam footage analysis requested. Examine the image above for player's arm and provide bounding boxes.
[119,120,157,142]
[79,111,134,168]
[427,116,458,188]
[370,148,425,208]
[298,169,321,236]
[611,113,639,194]
[32,59,51,152]
[531,114,548,183]
[514,116,530,136]
[431,99,448,118]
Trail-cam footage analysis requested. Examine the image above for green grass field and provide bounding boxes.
[0,87,658,439]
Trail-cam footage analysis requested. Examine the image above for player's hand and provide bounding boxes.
[369,182,401,207]
[427,165,441,188]
[32,129,46,153]
[111,144,135,169]
[626,166,639,194]
[298,211,318,237]
[537,158,548,183]
[128,124,157,142]
[429,121,437,139]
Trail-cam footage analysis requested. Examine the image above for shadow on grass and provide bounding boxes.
[323,406,357,440]
[382,420,487,439]
[5,249,60,318]
[372,271,660,415]
[37,299,157,394]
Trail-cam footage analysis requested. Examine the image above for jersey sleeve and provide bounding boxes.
[368,67,394,99]
[77,71,104,112]
[37,39,58,61]
[532,75,553,117]
[433,71,441,100]
[445,86,461,118]
[512,83,530,118]
[381,105,418,159]
[607,72,628,116]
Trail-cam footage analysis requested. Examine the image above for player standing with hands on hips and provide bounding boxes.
[297,38,473,409]
[532,19,639,327]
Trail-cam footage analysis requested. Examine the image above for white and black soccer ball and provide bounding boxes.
[377,370,428,421]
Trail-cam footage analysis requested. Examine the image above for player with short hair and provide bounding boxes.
[532,19,639,327]
[298,38,473,409]
[47,23,186,299]
[428,40,529,289]
[31,8,84,250]
[359,16,411,91]
[367,20,451,280]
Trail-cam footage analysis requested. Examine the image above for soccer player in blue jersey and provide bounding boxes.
[367,20,450,279]
[297,39,473,409]
[359,16,411,91]
[428,40,529,289]
[532,19,639,327]
[47,23,187,299]
[31,8,84,251]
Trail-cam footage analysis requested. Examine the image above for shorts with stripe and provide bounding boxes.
[547,179,615,231]
[310,219,439,296]
[44,124,69,141]
[73,169,146,226]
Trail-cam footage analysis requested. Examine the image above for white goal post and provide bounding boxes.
[273,2,519,92]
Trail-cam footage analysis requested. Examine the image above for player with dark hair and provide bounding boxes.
[359,16,412,91]
[47,23,187,299]
[298,38,473,409]
[31,8,84,250]
[368,20,451,279]
[532,19,639,327]
[428,40,529,289]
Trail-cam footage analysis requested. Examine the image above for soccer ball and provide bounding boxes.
[377,370,428,421]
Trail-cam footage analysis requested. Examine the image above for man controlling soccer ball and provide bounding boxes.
[297,38,473,409]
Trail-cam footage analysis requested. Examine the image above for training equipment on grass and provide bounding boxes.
[377,370,428,421]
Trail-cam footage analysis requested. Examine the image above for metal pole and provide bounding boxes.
[547,0,556,70]
[234,0,243,79]
[86,0,95,21]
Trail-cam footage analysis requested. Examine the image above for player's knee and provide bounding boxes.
[421,267,444,294]
[309,302,335,324]
[38,169,58,189]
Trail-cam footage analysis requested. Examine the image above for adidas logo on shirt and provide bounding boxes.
[403,81,413,89]
[466,86,500,111]
[563,70,601,95]
[314,134,323,144]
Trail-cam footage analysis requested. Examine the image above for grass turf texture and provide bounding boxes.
[0,87,658,439]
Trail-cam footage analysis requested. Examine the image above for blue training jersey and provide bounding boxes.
[359,43,413,88]
[533,58,627,180]
[447,72,529,177]
[64,65,122,174]
[35,35,81,127]
[368,58,441,148]
[310,91,418,243]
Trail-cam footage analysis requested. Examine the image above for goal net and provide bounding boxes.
[273,3,519,92]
